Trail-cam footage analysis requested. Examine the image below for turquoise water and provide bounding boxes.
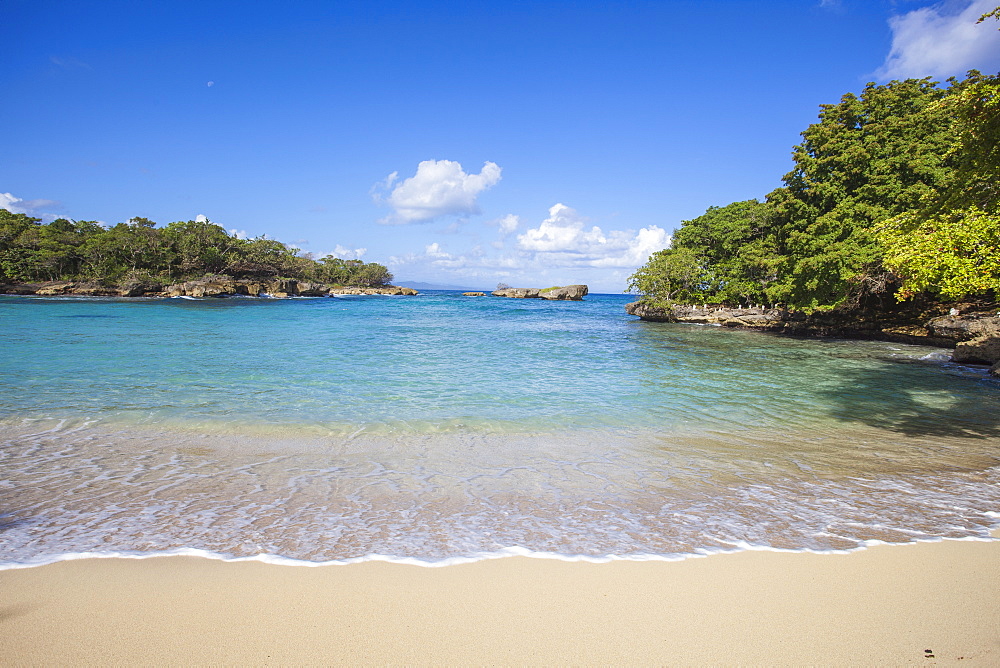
[1,292,999,565]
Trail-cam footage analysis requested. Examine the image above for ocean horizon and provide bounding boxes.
[2,291,999,568]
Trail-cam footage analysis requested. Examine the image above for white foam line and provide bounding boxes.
[1,533,998,572]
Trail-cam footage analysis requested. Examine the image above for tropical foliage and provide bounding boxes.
[0,212,393,287]
[630,68,1000,310]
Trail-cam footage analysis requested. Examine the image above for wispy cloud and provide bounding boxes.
[373,160,502,224]
[877,0,1000,80]
[49,55,91,70]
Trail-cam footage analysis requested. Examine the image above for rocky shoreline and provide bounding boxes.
[626,301,1000,377]
[0,277,418,299]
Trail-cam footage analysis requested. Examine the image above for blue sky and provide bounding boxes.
[3,0,999,291]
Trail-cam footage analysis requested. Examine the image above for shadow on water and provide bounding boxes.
[819,360,1000,439]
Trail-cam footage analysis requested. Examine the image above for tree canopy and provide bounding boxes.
[629,69,1000,310]
[0,212,393,288]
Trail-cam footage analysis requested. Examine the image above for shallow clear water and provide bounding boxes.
[1,292,999,566]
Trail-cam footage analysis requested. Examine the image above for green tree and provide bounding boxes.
[627,247,707,305]
[876,73,1000,301]
[227,236,296,277]
[353,262,393,287]
[670,199,780,305]
[163,219,238,277]
[878,206,1000,300]
[766,77,958,309]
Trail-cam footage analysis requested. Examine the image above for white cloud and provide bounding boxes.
[486,213,521,237]
[0,192,62,221]
[195,214,210,223]
[229,228,248,239]
[333,244,367,260]
[877,0,1000,80]
[386,204,671,292]
[516,203,670,268]
[374,160,502,224]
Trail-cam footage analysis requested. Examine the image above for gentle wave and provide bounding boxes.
[3,531,999,572]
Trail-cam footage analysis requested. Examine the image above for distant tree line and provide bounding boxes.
[0,214,393,288]
[629,67,1000,311]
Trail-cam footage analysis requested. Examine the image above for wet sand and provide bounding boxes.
[1,538,998,665]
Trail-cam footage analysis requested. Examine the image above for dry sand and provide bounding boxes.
[1,538,999,665]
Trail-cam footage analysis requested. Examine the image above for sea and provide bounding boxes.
[1,291,999,568]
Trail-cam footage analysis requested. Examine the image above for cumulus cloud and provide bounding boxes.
[0,192,62,220]
[516,203,670,268]
[877,0,1000,80]
[373,160,502,224]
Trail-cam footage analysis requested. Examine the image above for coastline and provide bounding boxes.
[2,537,998,665]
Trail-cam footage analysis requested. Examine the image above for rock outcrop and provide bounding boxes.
[0,278,418,298]
[625,301,1000,369]
[624,303,797,328]
[492,285,588,300]
[539,285,588,300]
[2,281,161,297]
[327,286,418,296]
[623,302,676,322]
[953,335,1000,365]
[492,287,540,298]
[463,292,486,296]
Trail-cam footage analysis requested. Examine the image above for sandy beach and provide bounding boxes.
[1,536,998,665]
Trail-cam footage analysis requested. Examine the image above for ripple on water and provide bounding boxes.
[0,293,998,565]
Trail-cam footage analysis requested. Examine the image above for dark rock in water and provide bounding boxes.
[492,285,588,300]
[990,361,999,378]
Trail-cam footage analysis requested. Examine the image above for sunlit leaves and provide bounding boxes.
[879,207,1000,300]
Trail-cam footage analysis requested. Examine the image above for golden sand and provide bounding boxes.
[1,538,998,665]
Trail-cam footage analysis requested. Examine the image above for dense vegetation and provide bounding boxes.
[629,66,1000,311]
[0,213,393,288]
